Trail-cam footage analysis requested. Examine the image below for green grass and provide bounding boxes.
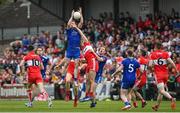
[0,100,179,112]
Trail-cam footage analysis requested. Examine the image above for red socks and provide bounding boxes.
[27,90,32,102]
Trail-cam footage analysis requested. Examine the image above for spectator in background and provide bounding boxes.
[22,34,31,47]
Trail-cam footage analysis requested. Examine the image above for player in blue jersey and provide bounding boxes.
[95,47,107,84]
[62,8,83,85]
[36,47,52,80]
[112,49,142,110]
[56,8,83,104]
[79,47,107,104]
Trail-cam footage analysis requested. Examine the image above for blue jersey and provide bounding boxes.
[66,28,81,59]
[95,55,107,83]
[40,55,49,79]
[121,58,140,82]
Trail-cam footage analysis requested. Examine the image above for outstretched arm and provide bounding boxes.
[73,24,88,42]
[78,7,84,28]
[55,58,66,69]
[93,51,104,61]
[111,64,123,77]
[67,10,74,28]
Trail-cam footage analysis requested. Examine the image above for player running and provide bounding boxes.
[20,45,52,108]
[72,24,103,108]
[149,42,178,111]
[131,49,148,108]
[112,49,142,110]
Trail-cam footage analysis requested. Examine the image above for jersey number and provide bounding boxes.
[128,64,134,73]
[157,58,164,65]
[32,59,40,66]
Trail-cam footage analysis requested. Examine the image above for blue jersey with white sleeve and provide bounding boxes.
[121,58,140,89]
[95,55,107,84]
[40,55,49,79]
[65,28,81,59]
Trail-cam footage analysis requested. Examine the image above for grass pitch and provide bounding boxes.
[0,100,179,112]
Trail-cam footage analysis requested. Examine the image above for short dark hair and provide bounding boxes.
[27,45,34,51]
[127,49,133,57]
[155,42,162,49]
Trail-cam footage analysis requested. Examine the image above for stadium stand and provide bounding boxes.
[0,1,63,28]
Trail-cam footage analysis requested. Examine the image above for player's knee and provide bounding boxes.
[66,75,72,82]
[157,83,165,92]
[89,70,96,78]
[132,87,138,92]
[66,78,71,83]
[37,83,44,92]
[120,93,125,99]
[74,62,78,67]
[89,78,94,83]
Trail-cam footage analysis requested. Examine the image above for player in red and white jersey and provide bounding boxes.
[149,42,178,111]
[20,45,52,108]
[131,49,149,108]
[73,23,103,108]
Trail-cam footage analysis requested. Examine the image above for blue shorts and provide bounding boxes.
[95,73,102,84]
[121,81,135,89]
[66,48,80,59]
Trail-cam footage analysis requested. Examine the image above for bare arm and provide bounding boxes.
[167,58,178,73]
[148,60,154,73]
[78,7,83,28]
[111,64,123,77]
[92,52,104,61]
[40,62,44,70]
[73,25,88,42]
[55,58,66,69]
[46,60,53,74]
[67,10,74,28]
[19,60,25,75]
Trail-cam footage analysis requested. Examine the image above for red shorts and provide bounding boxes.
[67,61,75,75]
[66,61,80,80]
[85,53,99,73]
[134,79,146,89]
[155,74,168,84]
[28,73,43,84]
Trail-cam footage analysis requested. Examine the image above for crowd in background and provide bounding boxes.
[0,9,180,100]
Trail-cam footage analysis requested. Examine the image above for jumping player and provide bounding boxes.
[131,49,148,108]
[80,47,107,103]
[20,45,52,108]
[112,49,142,110]
[62,7,84,86]
[149,42,178,111]
[72,24,103,108]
